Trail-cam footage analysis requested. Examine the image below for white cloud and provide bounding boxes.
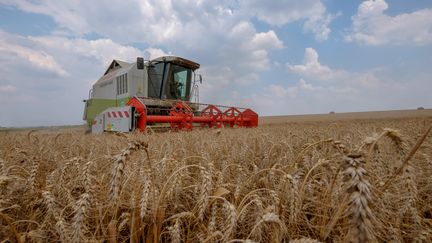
[0,0,91,35]
[248,70,431,116]
[239,0,334,40]
[2,1,283,97]
[304,13,337,41]
[28,36,143,66]
[0,0,289,125]
[299,78,314,90]
[266,79,314,98]
[346,0,432,46]
[0,0,283,46]
[143,48,170,60]
[267,84,297,98]
[239,0,323,24]
[231,79,358,116]
[288,48,346,81]
[0,31,155,126]
[287,47,382,88]
[251,30,284,49]
[0,84,16,92]
[3,1,429,126]
[0,30,68,76]
[0,27,283,125]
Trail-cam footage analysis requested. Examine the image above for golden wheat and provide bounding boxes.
[0,117,431,242]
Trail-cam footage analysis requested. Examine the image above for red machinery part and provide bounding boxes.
[200,105,223,128]
[126,97,258,132]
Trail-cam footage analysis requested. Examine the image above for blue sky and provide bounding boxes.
[0,0,431,127]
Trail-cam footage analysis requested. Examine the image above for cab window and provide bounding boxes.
[168,64,191,100]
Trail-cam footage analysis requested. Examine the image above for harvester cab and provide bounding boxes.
[83,56,258,134]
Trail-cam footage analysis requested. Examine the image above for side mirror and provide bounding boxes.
[196,74,203,84]
[137,57,144,70]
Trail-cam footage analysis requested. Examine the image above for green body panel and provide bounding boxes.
[84,97,130,125]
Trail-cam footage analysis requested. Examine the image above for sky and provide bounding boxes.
[0,0,431,127]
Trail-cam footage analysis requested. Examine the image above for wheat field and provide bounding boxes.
[1,117,431,242]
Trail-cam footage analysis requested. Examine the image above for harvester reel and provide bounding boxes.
[169,101,194,130]
[223,107,241,127]
[200,105,223,128]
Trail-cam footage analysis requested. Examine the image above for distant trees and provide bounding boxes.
[417,107,425,110]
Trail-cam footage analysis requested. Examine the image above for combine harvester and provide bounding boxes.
[83,56,258,134]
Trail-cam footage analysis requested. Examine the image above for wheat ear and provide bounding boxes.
[223,201,238,241]
[55,218,70,242]
[343,153,374,243]
[110,141,145,201]
[28,158,40,190]
[140,167,152,221]
[290,238,322,243]
[72,192,90,242]
[380,126,431,193]
[197,165,212,221]
[169,218,182,243]
[0,157,4,175]
[71,159,95,242]
[208,202,218,235]
[248,212,287,240]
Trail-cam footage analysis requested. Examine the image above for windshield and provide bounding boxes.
[148,62,164,98]
[148,62,192,101]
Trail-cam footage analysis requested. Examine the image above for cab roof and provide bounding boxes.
[150,56,200,71]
